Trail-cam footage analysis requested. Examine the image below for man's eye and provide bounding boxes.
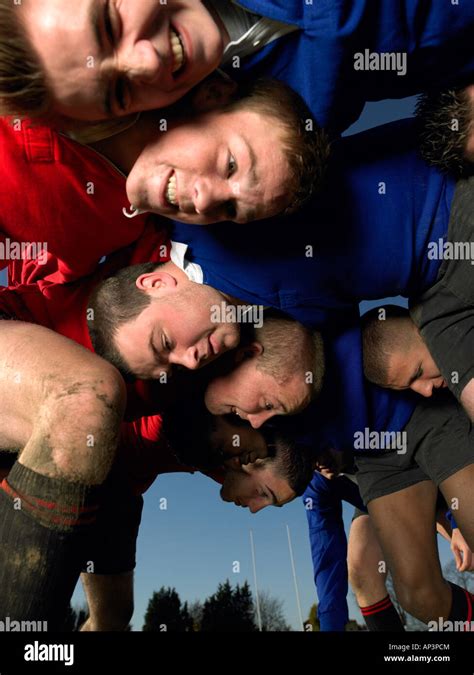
[264,403,274,411]
[115,78,130,112]
[228,154,237,178]
[162,335,172,352]
[104,0,115,44]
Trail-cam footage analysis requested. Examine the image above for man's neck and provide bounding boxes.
[204,1,231,49]
[88,111,158,175]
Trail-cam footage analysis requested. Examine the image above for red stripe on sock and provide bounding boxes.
[1,479,98,514]
[0,479,99,527]
[361,602,392,616]
[27,492,98,514]
[3,489,98,527]
[360,595,392,615]
[361,605,392,617]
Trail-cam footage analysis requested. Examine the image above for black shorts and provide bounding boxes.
[352,507,368,521]
[0,451,17,471]
[82,484,143,575]
[355,393,474,505]
[410,178,474,399]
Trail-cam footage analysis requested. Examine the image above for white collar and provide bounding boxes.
[170,241,204,284]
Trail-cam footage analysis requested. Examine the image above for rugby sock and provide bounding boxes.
[0,462,102,630]
[360,595,405,631]
[447,582,474,629]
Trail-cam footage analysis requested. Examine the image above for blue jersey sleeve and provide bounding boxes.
[445,510,458,531]
[302,473,350,631]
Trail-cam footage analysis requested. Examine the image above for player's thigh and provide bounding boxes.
[439,463,474,550]
[348,513,385,579]
[367,480,443,592]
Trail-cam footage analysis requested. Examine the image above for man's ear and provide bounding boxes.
[135,271,179,297]
[191,74,238,113]
[235,341,264,363]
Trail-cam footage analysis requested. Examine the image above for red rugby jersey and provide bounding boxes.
[117,414,225,495]
[0,222,170,347]
[116,415,194,495]
[0,222,171,419]
[0,117,157,284]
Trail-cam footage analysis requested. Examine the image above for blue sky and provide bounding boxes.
[68,95,454,630]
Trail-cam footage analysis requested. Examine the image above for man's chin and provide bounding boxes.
[119,370,138,383]
[219,489,231,503]
[222,456,241,470]
[92,347,135,382]
[203,395,221,415]
[105,354,136,381]
[465,143,474,163]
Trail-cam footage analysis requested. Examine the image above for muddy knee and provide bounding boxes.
[21,363,126,484]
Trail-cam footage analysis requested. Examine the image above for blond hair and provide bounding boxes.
[253,313,325,398]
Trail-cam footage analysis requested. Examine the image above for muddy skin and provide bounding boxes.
[21,376,125,485]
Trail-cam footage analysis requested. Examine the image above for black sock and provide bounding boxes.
[447,582,474,629]
[0,462,103,630]
[360,595,405,631]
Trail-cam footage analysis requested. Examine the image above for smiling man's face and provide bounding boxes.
[126,109,291,224]
[19,0,226,120]
[208,415,271,469]
[204,356,312,428]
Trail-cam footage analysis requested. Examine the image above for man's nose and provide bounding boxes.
[247,411,276,429]
[410,380,434,398]
[120,40,163,84]
[170,347,205,371]
[248,500,267,514]
[193,177,229,216]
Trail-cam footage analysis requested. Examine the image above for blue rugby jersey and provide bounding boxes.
[171,119,453,443]
[234,0,474,134]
